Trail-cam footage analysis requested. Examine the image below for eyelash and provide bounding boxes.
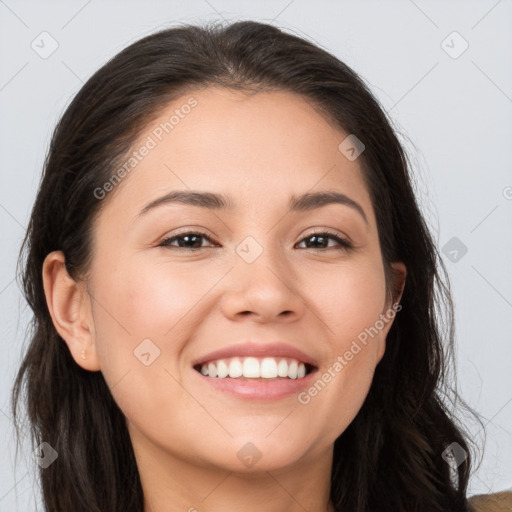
[157,229,353,252]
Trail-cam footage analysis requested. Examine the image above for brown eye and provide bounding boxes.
[158,231,216,250]
[158,230,353,252]
[296,231,353,251]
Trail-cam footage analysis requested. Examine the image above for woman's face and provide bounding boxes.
[71,87,405,474]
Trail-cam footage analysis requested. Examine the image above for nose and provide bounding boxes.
[219,240,305,324]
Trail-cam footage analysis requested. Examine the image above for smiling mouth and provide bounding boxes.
[193,356,316,380]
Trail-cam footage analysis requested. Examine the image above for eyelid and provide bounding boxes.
[161,226,218,241]
[301,227,350,242]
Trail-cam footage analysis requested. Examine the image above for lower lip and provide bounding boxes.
[193,368,318,400]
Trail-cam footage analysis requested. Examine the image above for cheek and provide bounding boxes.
[95,254,206,340]
[86,252,191,401]
[89,252,223,389]
[306,255,388,344]
[295,257,387,436]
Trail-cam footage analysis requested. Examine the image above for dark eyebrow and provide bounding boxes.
[289,191,368,225]
[138,191,235,216]
[137,189,368,225]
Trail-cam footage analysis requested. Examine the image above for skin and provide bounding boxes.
[42,87,406,512]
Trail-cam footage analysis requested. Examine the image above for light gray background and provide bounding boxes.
[1,0,511,509]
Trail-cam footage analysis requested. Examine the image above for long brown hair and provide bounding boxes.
[12,20,479,511]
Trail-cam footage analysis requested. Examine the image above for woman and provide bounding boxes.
[11,19,490,511]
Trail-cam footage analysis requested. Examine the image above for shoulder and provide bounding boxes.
[468,491,512,512]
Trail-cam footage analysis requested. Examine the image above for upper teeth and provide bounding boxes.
[199,357,307,379]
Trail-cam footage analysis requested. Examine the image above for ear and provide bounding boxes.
[42,250,101,371]
[376,261,407,362]
[388,261,407,309]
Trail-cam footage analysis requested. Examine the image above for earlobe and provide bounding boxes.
[375,338,386,364]
[42,251,101,371]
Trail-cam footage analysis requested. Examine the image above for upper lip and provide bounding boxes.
[192,342,318,368]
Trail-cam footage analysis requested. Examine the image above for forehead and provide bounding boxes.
[98,87,374,225]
